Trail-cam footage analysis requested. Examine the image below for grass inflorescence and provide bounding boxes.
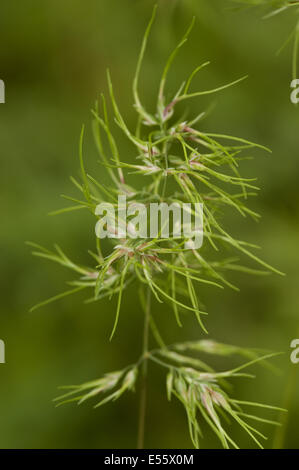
[28,6,285,448]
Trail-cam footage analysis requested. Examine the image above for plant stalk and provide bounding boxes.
[137,287,151,449]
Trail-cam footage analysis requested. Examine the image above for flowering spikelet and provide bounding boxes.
[29,6,285,448]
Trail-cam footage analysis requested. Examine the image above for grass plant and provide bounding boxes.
[28,6,285,448]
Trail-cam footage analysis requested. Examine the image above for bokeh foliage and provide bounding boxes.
[0,0,298,448]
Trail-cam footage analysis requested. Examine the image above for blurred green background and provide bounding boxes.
[1,0,298,449]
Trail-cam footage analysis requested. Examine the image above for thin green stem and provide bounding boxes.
[137,287,151,449]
